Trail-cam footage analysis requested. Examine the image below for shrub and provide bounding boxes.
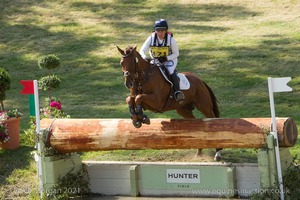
[38,75,61,91]
[0,68,11,111]
[37,54,60,70]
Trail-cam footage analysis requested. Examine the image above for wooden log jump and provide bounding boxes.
[40,118,298,153]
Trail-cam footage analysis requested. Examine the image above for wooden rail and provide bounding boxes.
[40,118,298,153]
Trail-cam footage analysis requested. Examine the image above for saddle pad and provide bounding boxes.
[178,73,190,90]
[158,67,190,90]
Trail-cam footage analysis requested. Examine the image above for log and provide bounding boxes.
[40,118,298,153]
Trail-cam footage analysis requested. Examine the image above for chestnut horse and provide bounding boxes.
[117,46,222,160]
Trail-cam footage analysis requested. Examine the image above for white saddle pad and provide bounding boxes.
[178,73,190,90]
[158,67,190,90]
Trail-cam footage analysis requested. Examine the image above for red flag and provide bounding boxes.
[20,80,34,94]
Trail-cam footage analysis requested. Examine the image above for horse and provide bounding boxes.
[117,45,222,161]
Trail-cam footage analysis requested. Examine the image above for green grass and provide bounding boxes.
[1,0,300,199]
[81,148,259,163]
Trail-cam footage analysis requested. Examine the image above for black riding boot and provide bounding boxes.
[170,73,185,101]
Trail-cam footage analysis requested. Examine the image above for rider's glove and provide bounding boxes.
[158,57,168,63]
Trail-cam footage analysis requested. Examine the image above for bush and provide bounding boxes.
[283,161,300,199]
[0,68,11,111]
[38,54,60,70]
[38,75,61,91]
[251,156,300,199]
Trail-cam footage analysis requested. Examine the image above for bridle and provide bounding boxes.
[121,53,140,90]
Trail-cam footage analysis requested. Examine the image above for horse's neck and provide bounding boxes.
[137,57,151,73]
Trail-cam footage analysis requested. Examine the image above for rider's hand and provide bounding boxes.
[158,57,168,63]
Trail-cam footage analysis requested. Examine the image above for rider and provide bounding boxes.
[140,19,185,101]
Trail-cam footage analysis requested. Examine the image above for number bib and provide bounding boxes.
[150,46,169,58]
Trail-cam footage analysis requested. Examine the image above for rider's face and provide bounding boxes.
[155,29,167,40]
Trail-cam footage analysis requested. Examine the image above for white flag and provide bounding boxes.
[267,76,293,200]
[269,77,292,93]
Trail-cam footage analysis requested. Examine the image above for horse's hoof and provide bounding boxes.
[142,116,150,125]
[214,156,221,161]
[132,120,142,128]
[214,151,221,161]
[196,149,203,157]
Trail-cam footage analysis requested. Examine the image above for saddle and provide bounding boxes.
[158,65,190,90]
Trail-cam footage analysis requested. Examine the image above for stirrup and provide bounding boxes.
[174,91,185,101]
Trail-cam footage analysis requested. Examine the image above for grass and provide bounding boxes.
[0,0,300,199]
[81,148,259,163]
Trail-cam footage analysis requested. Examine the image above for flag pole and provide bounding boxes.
[34,80,43,197]
[20,80,43,196]
[268,77,284,200]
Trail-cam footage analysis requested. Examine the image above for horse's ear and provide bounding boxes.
[133,45,137,51]
[116,46,125,56]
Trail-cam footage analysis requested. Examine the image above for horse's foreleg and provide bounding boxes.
[134,94,152,125]
[126,96,142,128]
[135,105,150,125]
[126,96,136,117]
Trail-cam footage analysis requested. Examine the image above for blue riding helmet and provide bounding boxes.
[154,19,168,30]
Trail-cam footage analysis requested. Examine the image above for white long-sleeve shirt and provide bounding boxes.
[140,33,179,61]
[139,33,179,74]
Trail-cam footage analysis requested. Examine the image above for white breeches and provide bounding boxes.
[166,58,177,74]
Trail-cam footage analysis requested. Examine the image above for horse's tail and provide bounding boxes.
[203,81,220,118]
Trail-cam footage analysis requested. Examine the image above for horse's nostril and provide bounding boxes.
[124,81,133,89]
[124,71,130,77]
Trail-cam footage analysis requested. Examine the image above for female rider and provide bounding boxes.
[139,19,184,101]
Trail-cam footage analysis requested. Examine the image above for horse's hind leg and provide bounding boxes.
[176,104,204,156]
[194,101,216,118]
[176,104,195,119]
[194,99,222,161]
[214,148,222,161]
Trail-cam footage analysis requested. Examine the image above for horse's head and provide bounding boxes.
[117,45,140,89]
